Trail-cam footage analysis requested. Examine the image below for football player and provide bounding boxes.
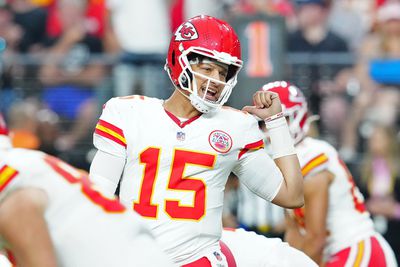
[263,81,398,266]
[0,114,175,267]
[89,15,305,266]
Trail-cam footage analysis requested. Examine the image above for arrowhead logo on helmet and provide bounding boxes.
[175,22,198,41]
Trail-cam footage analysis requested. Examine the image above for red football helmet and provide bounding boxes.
[165,15,243,113]
[261,81,314,144]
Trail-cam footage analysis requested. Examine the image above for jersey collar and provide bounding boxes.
[163,109,201,128]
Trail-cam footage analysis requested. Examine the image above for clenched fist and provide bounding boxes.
[242,90,282,120]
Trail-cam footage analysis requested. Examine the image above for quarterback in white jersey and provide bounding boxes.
[0,115,174,267]
[90,15,305,266]
[263,81,397,267]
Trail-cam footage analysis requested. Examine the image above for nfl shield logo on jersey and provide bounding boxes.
[213,251,222,261]
[208,130,232,153]
[176,131,186,141]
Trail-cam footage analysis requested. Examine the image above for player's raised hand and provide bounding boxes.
[242,90,282,120]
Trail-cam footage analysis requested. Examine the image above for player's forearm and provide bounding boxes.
[284,225,304,250]
[303,234,325,265]
[273,155,303,208]
[0,189,57,267]
[266,117,304,208]
[285,218,324,265]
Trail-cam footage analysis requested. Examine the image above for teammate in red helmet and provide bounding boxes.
[262,81,397,267]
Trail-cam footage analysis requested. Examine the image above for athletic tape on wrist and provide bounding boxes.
[265,116,296,159]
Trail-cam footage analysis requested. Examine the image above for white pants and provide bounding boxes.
[221,228,317,267]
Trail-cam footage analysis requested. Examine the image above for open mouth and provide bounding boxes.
[201,87,219,102]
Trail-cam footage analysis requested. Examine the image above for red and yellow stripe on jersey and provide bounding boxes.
[238,139,264,159]
[301,153,328,177]
[0,165,19,192]
[95,119,127,148]
[325,235,392,267]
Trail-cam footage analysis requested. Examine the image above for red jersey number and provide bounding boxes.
[339,158,366,213]
[44,155,125,213]
[133,148,215,221]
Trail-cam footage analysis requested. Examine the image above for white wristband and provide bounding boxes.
[265,112,284,122]
[265,116,296,159]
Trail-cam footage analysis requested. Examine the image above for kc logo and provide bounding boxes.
[174,22,198,41]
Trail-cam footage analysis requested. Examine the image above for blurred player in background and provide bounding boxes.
[262,81,397,267]
[89,15,306,266]
[0,114,174,267]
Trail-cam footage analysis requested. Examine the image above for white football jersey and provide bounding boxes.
[293,137,375,257]
[93,95,283,264]
[0,148,174,267]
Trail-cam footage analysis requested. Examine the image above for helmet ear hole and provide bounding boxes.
[180,69,193,88]
[171,50,176,66]
[226,65,239,81]
[180,75,188,88]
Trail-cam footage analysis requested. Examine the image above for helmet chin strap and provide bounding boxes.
[189,78,217,114]
[176,84,215,114]
[190,94,213,113]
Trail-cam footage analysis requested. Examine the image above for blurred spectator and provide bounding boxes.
[289,0,348,54]
[341,1,400,159]
[0,2,23,113]
[355,1,400,92]
[228,0,294,16]
[107,0,170,98]
[36,108,60,156]
[184,0,231,19]
[0,3,22,53]
[7,99,41,149]
[5,0,49,108]
[10,0,48,53]
[30,0,54,7]
[226,0,296,28]
[46,0,107,39]
[357,124,400,264]
[39,0,106,152]
[287,0,350,141]
[328,0,374,51]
